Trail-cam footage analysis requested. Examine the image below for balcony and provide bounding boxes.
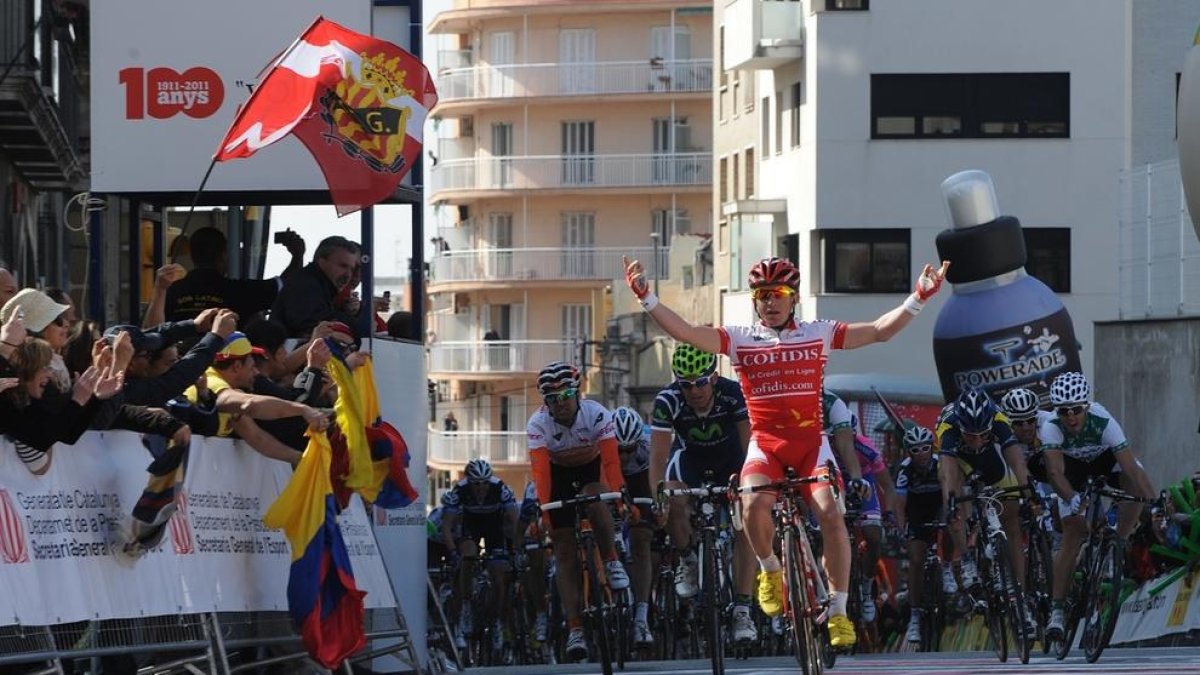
[430,152,712,199]
[429,245,667,286]
[0,2,85,190]
[428,429,527,469]
[724,0,804,70]
[429,339,579,377]
[436,59,713,107]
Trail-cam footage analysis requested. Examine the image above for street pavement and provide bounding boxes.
[463,647,1200,674]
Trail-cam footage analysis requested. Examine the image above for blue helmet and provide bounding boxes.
[953,388,996,435]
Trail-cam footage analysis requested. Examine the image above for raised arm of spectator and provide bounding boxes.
[276,229,307,279]
[213,387,329,429]
[142,264,185,328]
[231,415,303,466]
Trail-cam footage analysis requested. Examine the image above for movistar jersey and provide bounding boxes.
[1038,402,1128,462]
[651,376,748,456]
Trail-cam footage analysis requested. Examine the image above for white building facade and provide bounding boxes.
[714,0,1200,388]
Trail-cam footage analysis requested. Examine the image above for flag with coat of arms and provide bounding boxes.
[215,16,437,216]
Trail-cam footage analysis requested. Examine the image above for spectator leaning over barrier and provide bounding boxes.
[1,288,73,391]
[0,337,125,474]
[244,318,336,451]
[183,331,330,466]
[109,308,238,408]
[163,226,306,324]
[270,235,360,339]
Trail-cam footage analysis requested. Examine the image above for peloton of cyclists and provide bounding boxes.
[612,405,658,646]
[624,253,949,649]
[439,458,521,648]
[527,361,631,662]
[893,425,956,644]
[1042,371,1156,640]
[650,344,756,642]
[822,390,898,627]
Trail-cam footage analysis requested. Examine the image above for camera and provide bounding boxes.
[273,230,287,244]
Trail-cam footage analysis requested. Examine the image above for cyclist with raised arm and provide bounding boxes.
[527,361,630,662]
[650,344,755,642]
[938,388,1036,634]
[612,405,657,645]
[440,458,520,648]
[624,254,948,648]
[893,426,954,644]
[823,391,896,626]
[1042,372,1156,641]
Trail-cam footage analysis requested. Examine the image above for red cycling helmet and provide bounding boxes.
[748,257,800,290]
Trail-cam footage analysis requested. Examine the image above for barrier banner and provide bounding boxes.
[0,431,394,626]
[1111,568,1200,645]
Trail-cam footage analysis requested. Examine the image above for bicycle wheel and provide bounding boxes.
[1082,537,1123,663]
[1054,575,1084,661]
[1026,526,1054,654]
[920,558,944,652]
[584,538,614,675]
[702,531,725,675]
[784,528,823,675]
[980,545,1008,663]
[992,535,1030,664]
[613,587,631,670]
[654,567,677,660]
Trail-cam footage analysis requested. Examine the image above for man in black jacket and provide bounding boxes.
[270,235,360,339]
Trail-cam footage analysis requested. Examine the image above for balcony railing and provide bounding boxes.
[429,339,579,374]
[428,429,528,467]
[430,245,667,284]
[436,59,713,102]
[430,153,712,194]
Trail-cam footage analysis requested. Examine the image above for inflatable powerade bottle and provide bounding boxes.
[932,170,1082,404]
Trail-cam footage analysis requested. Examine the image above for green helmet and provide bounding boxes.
[874,417,918,442]
[671,344,717,379]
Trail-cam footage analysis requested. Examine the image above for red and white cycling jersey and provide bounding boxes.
[717,318,847,453]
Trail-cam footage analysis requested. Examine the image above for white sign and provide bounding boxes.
[0,432,395,626]
[90,0,372,193]
[1111,567,1200,645]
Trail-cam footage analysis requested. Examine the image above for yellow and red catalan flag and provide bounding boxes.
[215,17,437,216]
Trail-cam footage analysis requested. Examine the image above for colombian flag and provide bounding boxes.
[263,430,366,668]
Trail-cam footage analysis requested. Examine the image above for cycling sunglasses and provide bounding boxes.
[960,428,992,441]
[1056,404,1088,417]
[907,444,933,455]
[1010,417,1039,428]
[751,286,797,302]
[543,387,577,405]
[677,375,713,390]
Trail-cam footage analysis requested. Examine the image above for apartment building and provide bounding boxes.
[713,0,1199,390]
[425,0,715,487]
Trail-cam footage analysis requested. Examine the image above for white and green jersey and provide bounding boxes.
[821,391,853,435]
[1038,402,1129,462]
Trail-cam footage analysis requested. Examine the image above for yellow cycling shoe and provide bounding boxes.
[828,614,857,649]
[757,569,785,617]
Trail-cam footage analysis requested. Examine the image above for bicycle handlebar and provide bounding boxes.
[736,471,834,495]
[663,485,731,498]
[540,491,624,512]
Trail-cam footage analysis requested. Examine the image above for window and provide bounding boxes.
[827,0,869,9]
[745,148,755,197]
[820,229,910,293]
[789,82,802,148]
[719,27,728,89]
[719,156,729,203]
[775,90,784,153]
[871,73,1069,139]
[1023,228,1070,293]
[732,151,740,199]
[761,97,770,149]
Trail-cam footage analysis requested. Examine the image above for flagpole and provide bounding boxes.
[176,156,218,244]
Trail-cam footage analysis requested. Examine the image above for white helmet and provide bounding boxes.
[1049,372,1091,407]
[465,458,493,481]
[1000,388,1039,420]
[902,426,935,451]
[613,407,643,447]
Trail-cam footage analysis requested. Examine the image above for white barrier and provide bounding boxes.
[1111,567,1200,645]
[0,431,395,626]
